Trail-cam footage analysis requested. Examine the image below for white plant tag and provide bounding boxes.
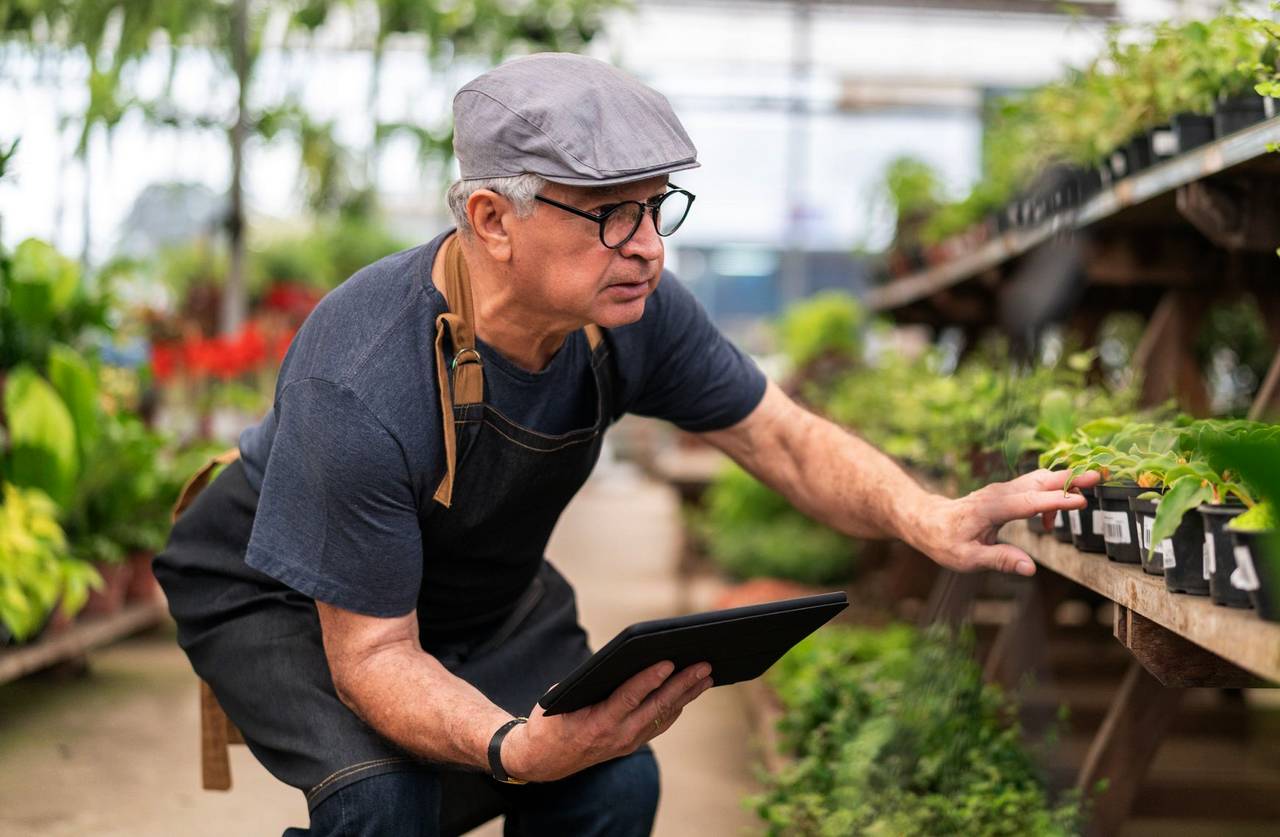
[1162,539,1176,569]
[1054,510,1064,528]
[1069,509,1082,536]
[1232,546,1260,591]
[1091,510,1103,535]
[1151,129,1178,156]
[1203,534,1216,579]
[1141,516,1154,552]
[1103,511,1131,544]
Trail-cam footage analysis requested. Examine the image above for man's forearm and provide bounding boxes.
[777,406,942,547]
[704,382,942,550]
[333,642,513,771]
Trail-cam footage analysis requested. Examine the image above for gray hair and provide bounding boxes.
[446,173,548,233]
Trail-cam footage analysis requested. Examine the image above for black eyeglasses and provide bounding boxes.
[534,184,696,249]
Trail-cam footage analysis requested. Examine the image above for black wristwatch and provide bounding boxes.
[487,717,529,785]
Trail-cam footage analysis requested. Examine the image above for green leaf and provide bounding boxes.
[7,238,80,325]
[46,343,101,460]
[1148,476,1212,562]
[1038,389,1076,443]
[3,366,79,508]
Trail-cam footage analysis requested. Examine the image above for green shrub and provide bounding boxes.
[775,292,867,372]
[692,466,857,586]
[755,625,1083,836]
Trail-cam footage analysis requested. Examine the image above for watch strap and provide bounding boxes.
[487,717,529,784]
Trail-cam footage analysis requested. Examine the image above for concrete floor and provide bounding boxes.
[0,465,761,836]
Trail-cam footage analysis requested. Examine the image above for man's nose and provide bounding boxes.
[617,210,664,261]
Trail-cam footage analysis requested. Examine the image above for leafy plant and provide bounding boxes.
[0,238,110,371]
[775,292,868,373]
[2,365,80,508]
[1039,417,1276,563]
[0,483,101,641]
[755,625,1083,836]
[1229,501,1275,533]
[692,466,857,586]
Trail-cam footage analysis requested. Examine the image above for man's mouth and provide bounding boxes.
[603,277,651,301]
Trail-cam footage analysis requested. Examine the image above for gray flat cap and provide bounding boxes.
[453,53,699,187]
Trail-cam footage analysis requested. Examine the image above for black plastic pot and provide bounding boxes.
[1069,487,1107,553]
[1213,94,1274,138]
[1130,496,1164,575]
[1099,483,1144,564]
[1052,508,1074,543]
[1077,167,1103,203]
[1230,530,1277,622]
[1199,504,1251,608]
[1163,509,1209,596]
[1171,112,1214,152]
[1126,134,1154,173]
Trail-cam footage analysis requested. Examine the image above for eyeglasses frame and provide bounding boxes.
[532,183,696,249]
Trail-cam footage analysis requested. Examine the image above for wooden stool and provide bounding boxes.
[200,679,244,790]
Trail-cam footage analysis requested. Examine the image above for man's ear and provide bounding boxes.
[466,190,513,263]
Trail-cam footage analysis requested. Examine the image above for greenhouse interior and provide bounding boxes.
[3,0,1280,835]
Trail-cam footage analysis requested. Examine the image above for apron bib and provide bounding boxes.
[154,235,616,819]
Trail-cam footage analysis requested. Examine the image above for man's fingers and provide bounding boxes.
[1005,468,1101,493]
[625,663,712,739]
[603,660,674,721]
[640,674,714,743]
[984,489,1087,525]
[973,543,1036,576]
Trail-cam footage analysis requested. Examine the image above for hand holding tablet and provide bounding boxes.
[498,592,847,783]
[539,591,849,715]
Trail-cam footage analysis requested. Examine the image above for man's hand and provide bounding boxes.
[501,660,713,783]
[908,468,1101,576]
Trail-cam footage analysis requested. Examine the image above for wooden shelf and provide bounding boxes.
[1000,523,1280,684]
[0,600,169,686]
[867,115,1280,313]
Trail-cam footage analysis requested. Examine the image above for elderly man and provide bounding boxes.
[155,53,1094,836]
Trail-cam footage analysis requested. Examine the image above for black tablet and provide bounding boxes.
[538,591,848,716]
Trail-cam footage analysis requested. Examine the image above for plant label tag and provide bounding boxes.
[1161,539,1176,569]
[1069,509,1082,536]
[1141,516,1154,552]
[1054,510,1064,528]
[1203,534,1216,580]
[1091,510,1103,535]
[1231,546,1260,592]
[1103,511,1131,544]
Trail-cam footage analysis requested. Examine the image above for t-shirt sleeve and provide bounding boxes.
[244,377,422,617]
[621,273,767,432]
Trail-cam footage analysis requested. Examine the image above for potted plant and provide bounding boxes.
[1137,420,1265,597]
[1228,502,1276,622]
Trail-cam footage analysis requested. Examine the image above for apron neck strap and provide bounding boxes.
[431,235,606,507]
[433,236,484,507]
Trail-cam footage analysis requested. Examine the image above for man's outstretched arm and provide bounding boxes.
[699,380,1099,577]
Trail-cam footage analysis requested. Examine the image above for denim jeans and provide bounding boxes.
[284,748,660,837]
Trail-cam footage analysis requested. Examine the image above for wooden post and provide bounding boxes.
[1076,659,1183,837]
[983,572,1071,690]
[1248,347,1280,421]
[1130,290,1209,415]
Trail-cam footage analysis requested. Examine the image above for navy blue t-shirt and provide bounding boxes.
[238,230,766,617]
